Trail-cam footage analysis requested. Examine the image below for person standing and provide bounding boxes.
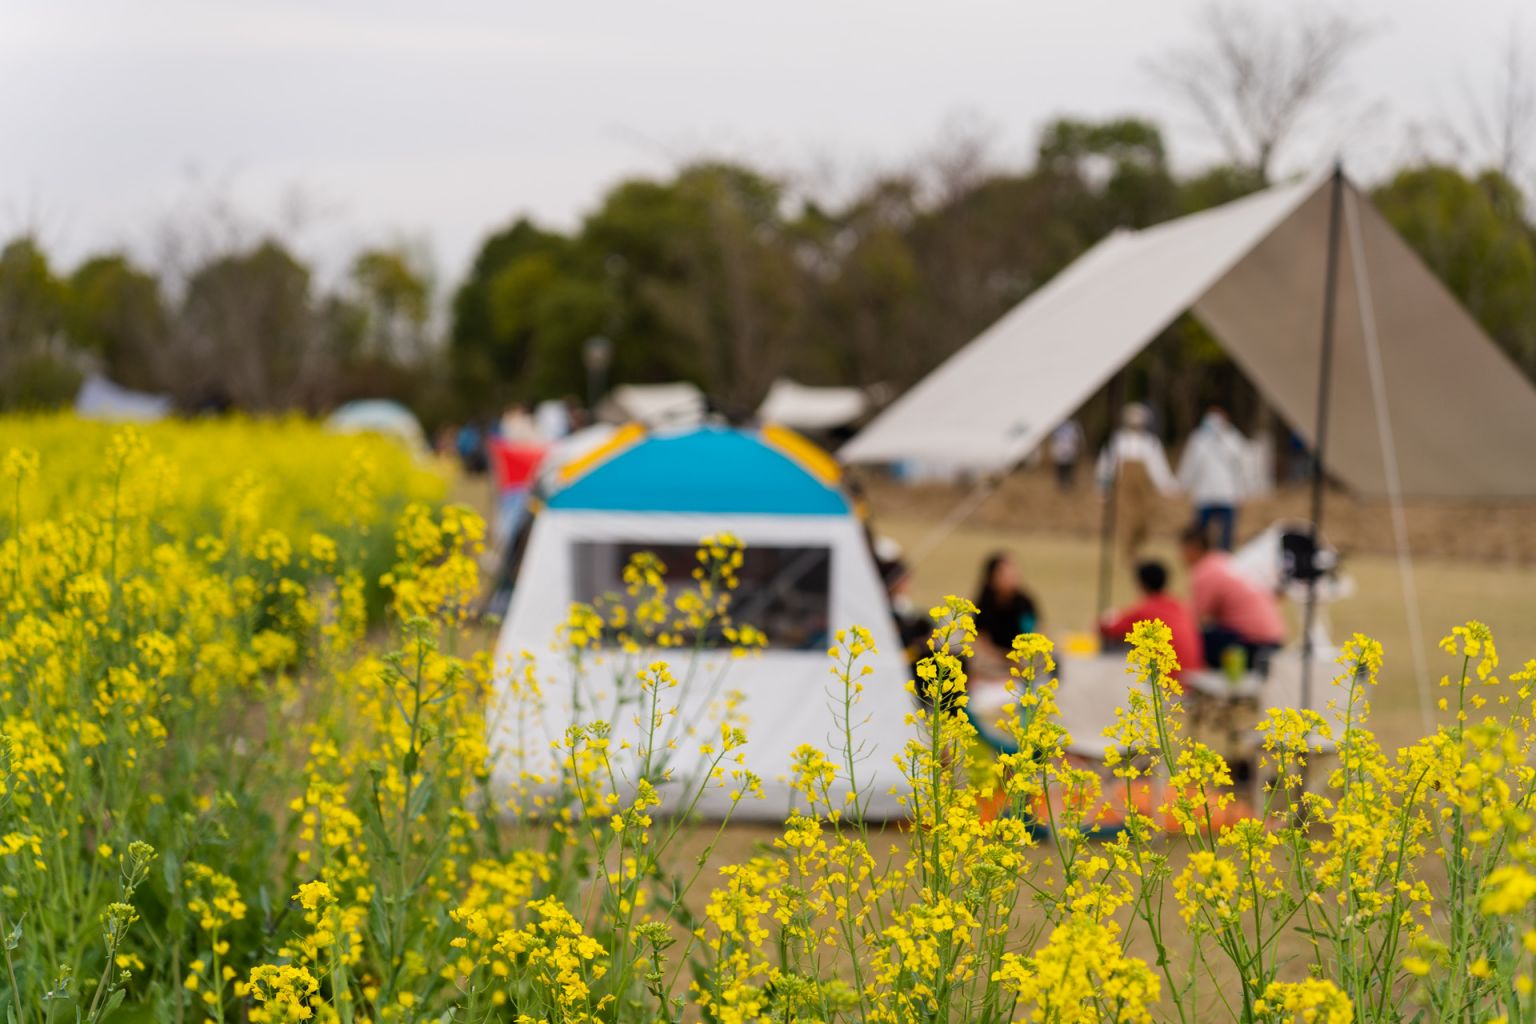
[1177,406,1251,551]
[1047,418,1085,491]
[1096,403,1177,557]
[488,413,546,551]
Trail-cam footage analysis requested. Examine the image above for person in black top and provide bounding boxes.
[973,552,1040,658]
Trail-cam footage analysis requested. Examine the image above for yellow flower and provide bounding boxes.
[296,880,334,911]
[1256,979,1352,1023]
[184,863,247,931]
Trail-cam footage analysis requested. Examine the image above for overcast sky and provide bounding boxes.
[1,0,1528,285]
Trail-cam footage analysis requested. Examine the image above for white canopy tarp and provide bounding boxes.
[758,378,870,430]
[841,173,1536,499]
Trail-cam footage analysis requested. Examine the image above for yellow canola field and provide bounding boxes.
[1,413,442,547]
[1,414,1535,1024]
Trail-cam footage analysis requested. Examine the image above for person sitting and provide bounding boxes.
[1097,560,1205,680]
[972,552,1041,672]
[1179,524,1286,672]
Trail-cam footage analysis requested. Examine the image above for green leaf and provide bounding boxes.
[405,773,435,821]
[160,849,180,892]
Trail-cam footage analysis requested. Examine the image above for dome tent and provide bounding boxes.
[490,423,914,820]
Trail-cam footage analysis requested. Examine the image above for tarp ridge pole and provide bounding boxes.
[1096,372,1126,618]
[1343,187,1436,735]
[1300,162,1347,718]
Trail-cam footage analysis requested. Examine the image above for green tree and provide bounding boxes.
[481,251,612,399]
[453,162,806,412]
[351,246,432,365]
[851,118,1175,392]
[583,162,803,409]
[449,219,571,411]
[1177,164,1267,214]
[66,254,169,392]
[523,277,612,399]
[1037,116,1180,232]
[0,237,73,409]
[793,181,923,387]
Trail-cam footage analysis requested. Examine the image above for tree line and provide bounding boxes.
[5,123,1534,437]
[0,233,434,415]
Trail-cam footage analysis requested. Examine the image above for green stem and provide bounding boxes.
[0,907,25,1024]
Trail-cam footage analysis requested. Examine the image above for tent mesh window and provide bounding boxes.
[571,542,832,651]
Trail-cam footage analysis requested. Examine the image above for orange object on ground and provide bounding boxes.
[976,764,1257,838]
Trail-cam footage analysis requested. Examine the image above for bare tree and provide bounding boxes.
[1460,27,1536,196]
[1149,3,1368,182]
[138,175,355,410]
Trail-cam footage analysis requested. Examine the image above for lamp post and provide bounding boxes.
[582,335,613,412]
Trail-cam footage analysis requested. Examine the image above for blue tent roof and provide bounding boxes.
[546,426,850,515]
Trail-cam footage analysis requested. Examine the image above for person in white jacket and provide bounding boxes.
[1096,403,1177,556]
[1177,406,1250,550]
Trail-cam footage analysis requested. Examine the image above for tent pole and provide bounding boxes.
[1300,163,1346,718]
[1096,372,1125,618]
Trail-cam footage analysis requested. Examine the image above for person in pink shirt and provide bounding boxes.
[1098,560,1205,680]
[1179,524,1287,671]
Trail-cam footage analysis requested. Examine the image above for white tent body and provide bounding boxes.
[758,378,871,430]
[841,174,1536,499]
